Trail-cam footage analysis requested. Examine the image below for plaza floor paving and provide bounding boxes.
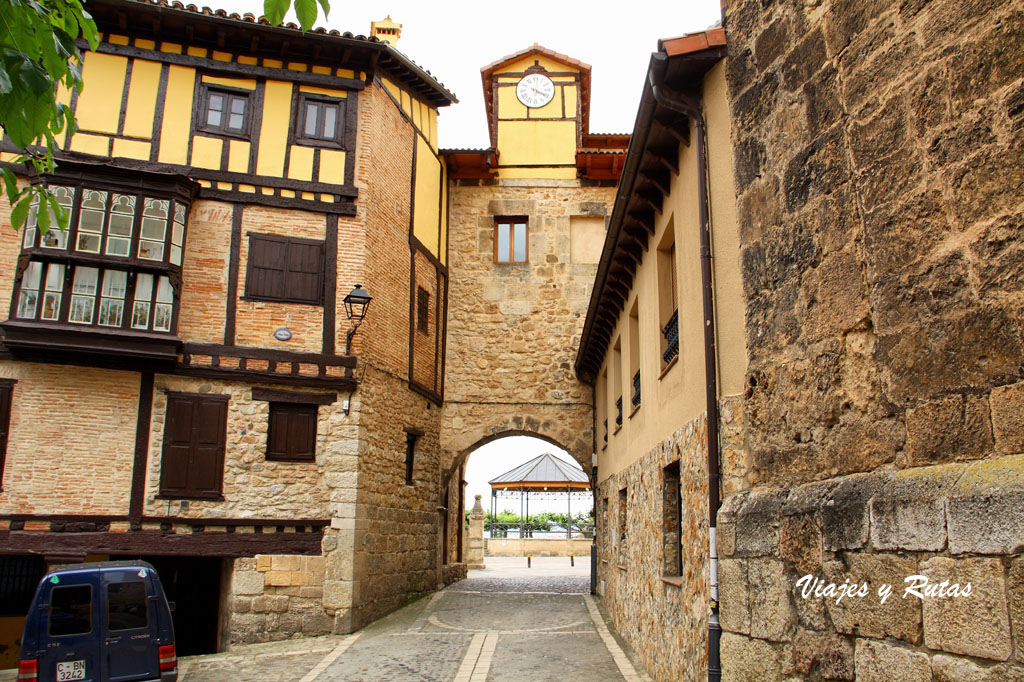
[1,557,651,682]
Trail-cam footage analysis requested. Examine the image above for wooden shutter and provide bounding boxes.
[266,403,317,461]
[159,394,227,499]
[284,241,323,305]
[246,234,286,300]
[0,382,13,488]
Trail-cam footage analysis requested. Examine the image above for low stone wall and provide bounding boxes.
[718,454,1024,680]
[485,538,593,557]
[227,554,332,645]
[443,563,468,585]
[595,415,709,682]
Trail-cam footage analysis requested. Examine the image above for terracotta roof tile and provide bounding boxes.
[658,25,727,56]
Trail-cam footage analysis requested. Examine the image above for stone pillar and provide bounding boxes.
[466,494,486,569]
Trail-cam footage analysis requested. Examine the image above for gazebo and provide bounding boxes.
[487,453,592,538]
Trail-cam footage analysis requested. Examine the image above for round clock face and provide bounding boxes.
[516,73,555,108]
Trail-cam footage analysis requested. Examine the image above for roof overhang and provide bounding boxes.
[574,27,727,383]
[85,0,457,107]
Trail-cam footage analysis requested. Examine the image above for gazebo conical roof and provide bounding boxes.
[488,453,590,491]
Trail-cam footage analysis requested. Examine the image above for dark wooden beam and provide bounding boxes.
[1,529,324,558]
[648,145,679,174]
[627,209,655,234]
[641,167,671,196]
[654,113,690,146]
[637,188,663,215]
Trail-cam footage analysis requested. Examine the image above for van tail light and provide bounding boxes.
[158,645,177,672]
[18,659,38,682]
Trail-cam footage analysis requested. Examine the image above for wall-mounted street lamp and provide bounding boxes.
[343,283,372,355]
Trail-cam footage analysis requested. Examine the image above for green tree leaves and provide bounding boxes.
[0,0,97,230]
[264,0,329,32]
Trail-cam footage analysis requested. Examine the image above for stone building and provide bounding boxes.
[0,0,456,663]
[575,1,1024,680]
[573,28,744,681]
[438,44,625,507]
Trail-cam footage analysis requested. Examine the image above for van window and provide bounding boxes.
[107,581,149,631]
[49,585,92,636]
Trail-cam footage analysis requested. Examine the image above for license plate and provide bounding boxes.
[57,660,86,681]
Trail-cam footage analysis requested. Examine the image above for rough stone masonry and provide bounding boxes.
[718,0,1024,678]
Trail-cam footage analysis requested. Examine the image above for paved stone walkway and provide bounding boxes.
[176,557,651,682]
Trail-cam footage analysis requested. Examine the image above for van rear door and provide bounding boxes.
[101,568,160,682]
[37,573,100,682]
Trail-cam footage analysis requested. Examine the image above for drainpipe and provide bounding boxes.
[648,53,722,682]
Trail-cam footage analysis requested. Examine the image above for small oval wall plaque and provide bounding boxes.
[273,327,292,341]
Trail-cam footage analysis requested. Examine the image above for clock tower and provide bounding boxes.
[480,44,591,179]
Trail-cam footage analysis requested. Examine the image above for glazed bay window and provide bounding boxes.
[4,172,195,360]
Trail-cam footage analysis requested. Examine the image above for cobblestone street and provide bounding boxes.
[177,558,650,682]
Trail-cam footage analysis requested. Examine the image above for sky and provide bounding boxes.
[463,436,591,517]
[215,0,723,148]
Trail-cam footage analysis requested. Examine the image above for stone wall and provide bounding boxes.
[595,414,709,682]
[721,0,1024,677]
[227,554,332,645]
[441,180,616,472]
[484,537,592,557]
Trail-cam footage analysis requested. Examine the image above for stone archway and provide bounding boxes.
[441,402,594,478]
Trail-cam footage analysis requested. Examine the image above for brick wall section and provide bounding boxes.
[176,200,232,344]
[143,375,331,519]
[595,413,710,682]
[0,362,138,515]
[0,201,20,322]
[411,249,439,391]
[234,205,327,352]
[355,84,415,374]
[720,0,1024,677]
[441,182,616,470]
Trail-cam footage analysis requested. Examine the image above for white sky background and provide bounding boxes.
[214,0,723,148]
[464,437,591,517]
[208,0,722,506]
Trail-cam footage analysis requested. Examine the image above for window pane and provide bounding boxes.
[132,274,153,329]
[304,102,318,137]
[41,264,65,321]
[139,199,168,261]
[76,190,108,253]
[49,585,92,636]
[98,299,124,327]
[22,199,39,247]
[230,97,246,115]
[228,113,244,130]
[43,187,74,250]
[17,290,38,319]
[496,223,510,262]
[153,276,173,331]
[69,266,98,324]
[207,108,222,127]
[102,270,128,298]
[22,261,42,290]
[105,194,136,257]
[513,223,527,261]
[322,105,337,139]
[107,582,148,631]
[208,94,224,111]
[72,267,98,295]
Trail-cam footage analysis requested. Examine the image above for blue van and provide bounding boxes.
[18,561,177,682]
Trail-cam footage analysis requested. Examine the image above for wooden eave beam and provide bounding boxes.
[641,167,671,196]
[654,112,690,146]
[648,145,679,174]
[637,188,663,215]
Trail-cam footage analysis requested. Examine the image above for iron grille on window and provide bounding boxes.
[631,369,641,408]
[662,309,679,364]
[615,396,623,427]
